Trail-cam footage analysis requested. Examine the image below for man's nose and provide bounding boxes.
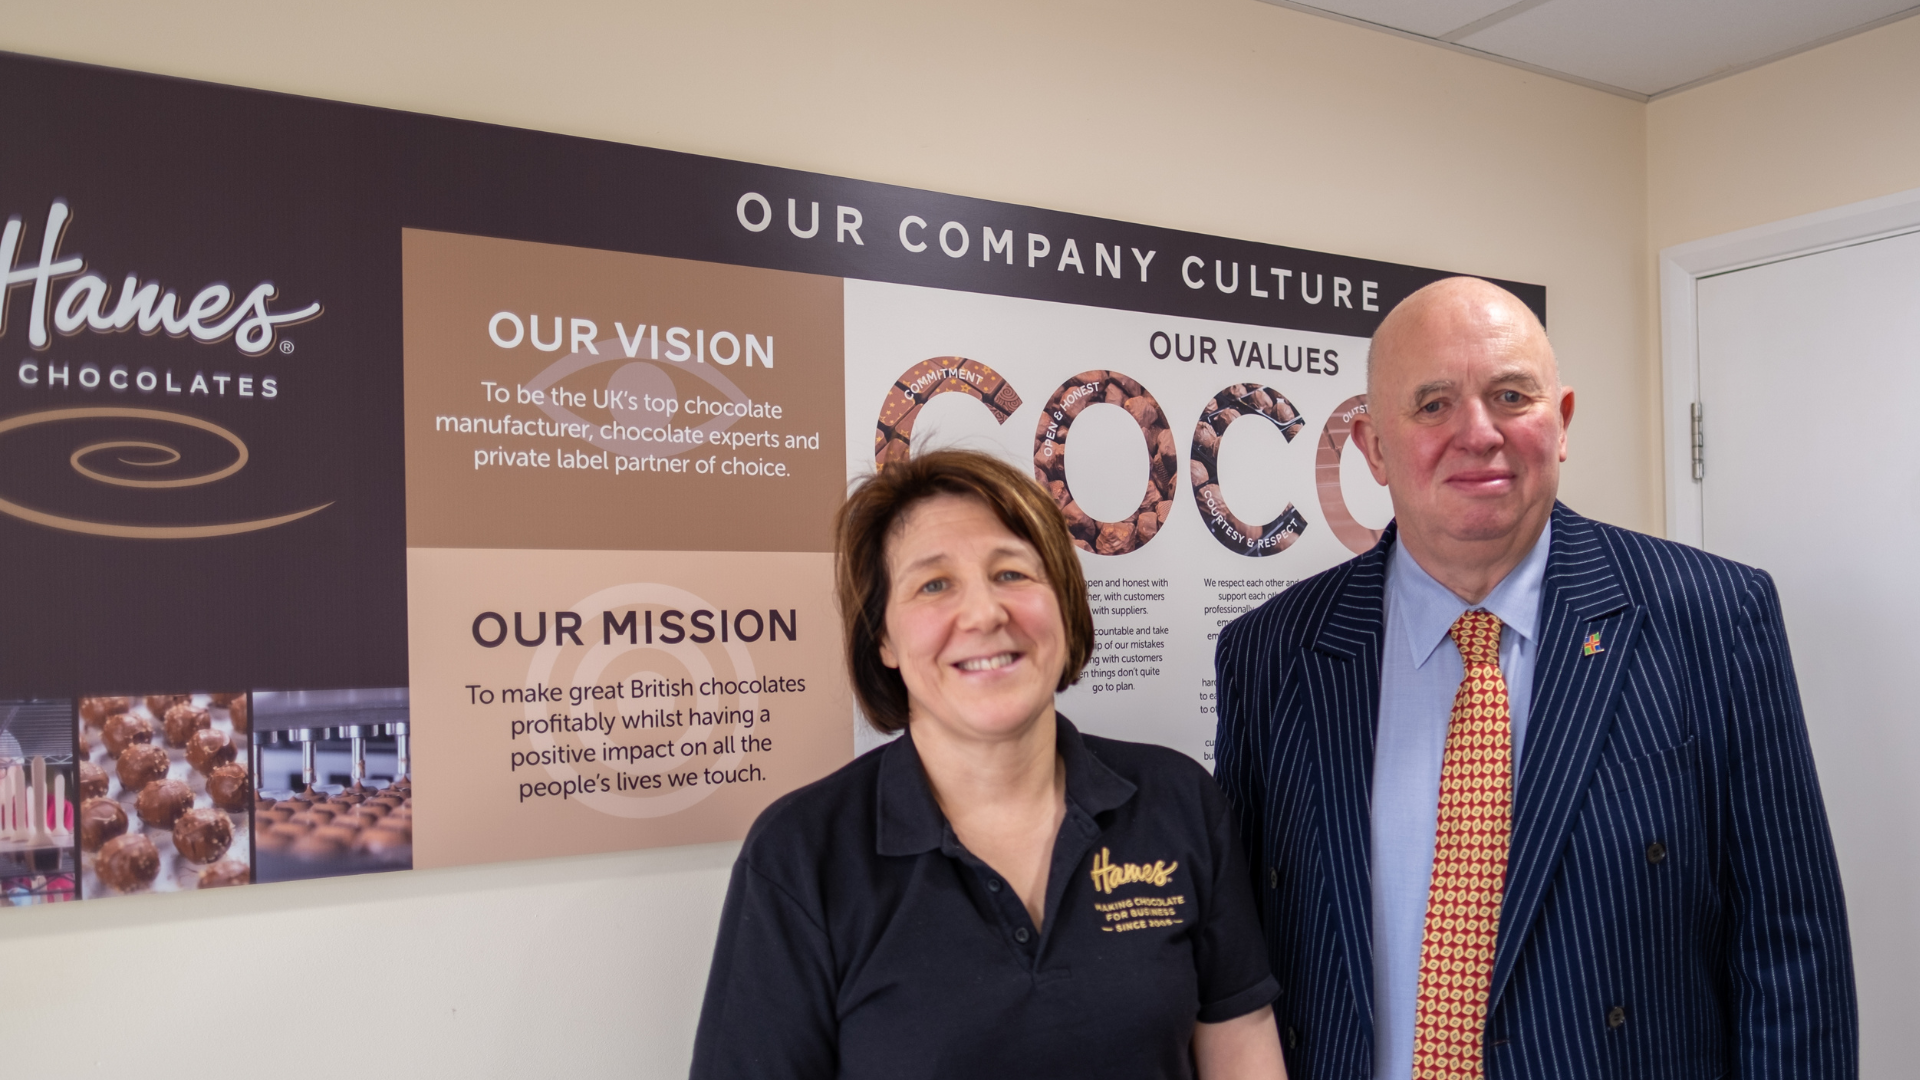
[1454,397,1504,453]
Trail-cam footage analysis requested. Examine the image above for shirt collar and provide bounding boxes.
[875,713,1136,857]
[1388,518,1552,670]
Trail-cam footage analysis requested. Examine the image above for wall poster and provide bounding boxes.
[0,51,1543,907]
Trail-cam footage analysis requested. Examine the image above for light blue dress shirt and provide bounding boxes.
[1370,522,1550,1080]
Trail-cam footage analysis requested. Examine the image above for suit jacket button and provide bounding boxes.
[1607,1006,1627,1029]
[1269,867,1279,889]
[1285,1025,1299,1049]
[1646,841,1667,864]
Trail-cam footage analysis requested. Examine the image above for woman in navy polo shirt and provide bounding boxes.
[692,449,1284,1079]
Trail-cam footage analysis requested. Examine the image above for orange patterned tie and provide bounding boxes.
[1411,609,1513,1079]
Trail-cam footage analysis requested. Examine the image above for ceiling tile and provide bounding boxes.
[1456,0,1919,95]
[1288,1,1523,39]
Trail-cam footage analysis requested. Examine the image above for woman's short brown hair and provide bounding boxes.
[835,449,1093,733]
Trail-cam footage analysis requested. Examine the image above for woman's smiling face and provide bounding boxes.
[878,493,1068,743]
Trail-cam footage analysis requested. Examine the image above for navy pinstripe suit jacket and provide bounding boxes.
[1213,504,1856,1079]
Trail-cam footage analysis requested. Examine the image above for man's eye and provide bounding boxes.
[1420,400,1444,414]
[1498,391,1523,404]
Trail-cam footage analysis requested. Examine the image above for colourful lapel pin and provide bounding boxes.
[1582,631,1605,656]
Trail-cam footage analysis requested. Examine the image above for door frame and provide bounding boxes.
[1660,185,1920,546]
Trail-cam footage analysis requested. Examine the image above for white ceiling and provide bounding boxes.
[1261,0,1920,99]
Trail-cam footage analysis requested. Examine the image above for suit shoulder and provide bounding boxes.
[1218,551,1369,654]
[1581,518,1774,603]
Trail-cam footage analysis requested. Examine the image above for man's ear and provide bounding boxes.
[1557,386,1576,461]
[1351,410,1392,486]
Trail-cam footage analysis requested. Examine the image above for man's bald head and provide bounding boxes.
[1366,277,1556,402]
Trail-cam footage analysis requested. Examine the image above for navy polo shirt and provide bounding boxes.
[691,716,1278,1080]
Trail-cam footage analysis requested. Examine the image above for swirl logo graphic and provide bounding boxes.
[0,407,332,538]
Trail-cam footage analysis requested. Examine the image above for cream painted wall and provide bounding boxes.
[0,2,1652,1075]
[1649,14,1920,255]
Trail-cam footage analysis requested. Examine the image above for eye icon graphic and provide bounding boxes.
[0,406,332,538]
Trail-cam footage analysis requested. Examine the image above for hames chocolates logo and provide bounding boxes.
[2,201,321,355]
[0,202,333,540]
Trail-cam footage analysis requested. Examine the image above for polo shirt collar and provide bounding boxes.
[875,714,1137,857]
[1390,519,1552,671]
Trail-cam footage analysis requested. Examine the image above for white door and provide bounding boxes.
[1695,227,1920,1077]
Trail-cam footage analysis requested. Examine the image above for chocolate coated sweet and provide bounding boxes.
[101,712,154,757]
[80,695,129,725]
[145,693,189,718]
[226,696,249,733]
[135,778,195,828]
[78,760,109,799]
[162,702,212,747]
[116,743,171,792]
[356,827,410,857]
[207,763,252,813]
[96,833,160,892]
[198,860,249,889]
[187,727,237,774]
[292,832,346,859]
[80,796,128,852]
[256,829,294,854]
[172,807,234,863]
[208,693,240,708]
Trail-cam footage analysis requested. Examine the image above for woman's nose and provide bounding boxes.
[951,575,1007,630]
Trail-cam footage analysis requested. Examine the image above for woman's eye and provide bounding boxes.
[919,578,948,595]
[995,569,1029,583]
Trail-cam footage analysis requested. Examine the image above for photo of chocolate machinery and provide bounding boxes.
[253,689,411,882]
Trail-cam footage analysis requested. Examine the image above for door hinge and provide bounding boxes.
[1690,402,1705,483]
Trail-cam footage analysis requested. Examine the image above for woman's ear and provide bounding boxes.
[878,633,899,670]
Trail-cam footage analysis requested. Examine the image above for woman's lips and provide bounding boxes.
[954,651,1020,673]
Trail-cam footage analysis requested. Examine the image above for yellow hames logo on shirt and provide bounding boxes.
[1089,847,1179,894]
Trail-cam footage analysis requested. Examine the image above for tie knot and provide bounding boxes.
[1449,609,1504,667]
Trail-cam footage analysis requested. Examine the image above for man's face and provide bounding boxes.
[1353,282,1573,549]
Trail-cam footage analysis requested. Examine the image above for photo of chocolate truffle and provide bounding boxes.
[115,743,170,792]
[80,695,129,726]
[355,827,410,857]
[171,808,233,864]
[207,763,252,813]
[101,711,154,756]
[95,834,160,893]
[162,702,211,747]
[135,778,195,829]
[186,727,237,775]
[144,693,188,717]
[208,693,240,708]
[225,696,249,733]
[78,760,109,799]
[77,690,255,897]
[198,860,249,889]
[80,797,128,852]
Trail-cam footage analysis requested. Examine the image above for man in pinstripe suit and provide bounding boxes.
[1214,277,1856,1079]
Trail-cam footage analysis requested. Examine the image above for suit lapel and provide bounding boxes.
[1489,505,1643,1008]
[1306,528,1392,1041]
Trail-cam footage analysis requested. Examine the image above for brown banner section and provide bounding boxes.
[408,548,851,868]
[402,230,846,552]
